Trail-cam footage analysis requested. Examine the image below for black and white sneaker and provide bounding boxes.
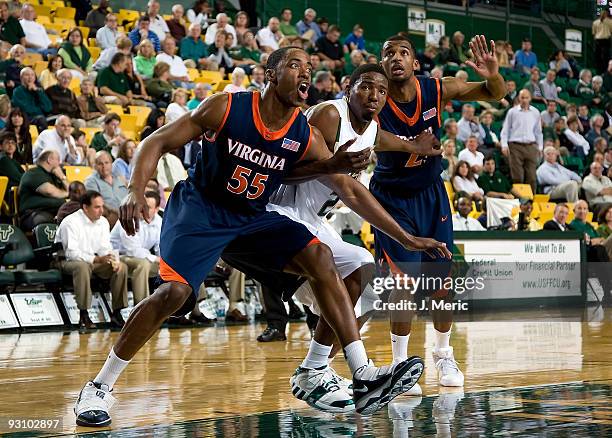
[74,381,115,427]
[352,356,424,416]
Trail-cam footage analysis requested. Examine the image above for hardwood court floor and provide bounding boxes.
[0,308,611,437]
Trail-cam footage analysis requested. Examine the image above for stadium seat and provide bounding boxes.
[533,194,550,203]
[53,17,76,29]
[68,77,80,94]
[36,15,52,25]
[64,165,93,183]
[22,52,43,66]
[359,222,374,253]
[187,68,199,82]
[214,80,231,92]
[81,127,101,144]
[41,0,65,6]
[538,202,557,215]
[199,70,223,85]
[512,184,534,199]
[29,125,39,143]
[88,38,97,47]
[106,104,124,115]
[9,187,18,227]
[78,26,90,39]
[88,46,101,61]
[119,114,139,135]
[32,4,53,17]
[32,223,61,272]
[117,9,139,25]
[33,60,48,76]
[0,177,8,208]
[128,105,151,128]
[55,6,76,19]
[537,211,554,225]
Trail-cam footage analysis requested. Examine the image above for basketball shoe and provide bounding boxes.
[74,381,115,427]
[327,367,352,395]
[290,365,355,413]
[352,356,424,416]
[432,347,464,387]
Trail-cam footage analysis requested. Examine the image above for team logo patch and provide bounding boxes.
[281,138,301,152]
[423,107,437,121]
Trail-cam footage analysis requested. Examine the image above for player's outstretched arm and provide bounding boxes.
[121,92,230,235]
[376,130,442,155]
[320,174,451,259]
[442,35,506,103]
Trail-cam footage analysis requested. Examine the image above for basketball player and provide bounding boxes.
[223,63,452,413]
[73,47,430,427]
[373,35,505,390]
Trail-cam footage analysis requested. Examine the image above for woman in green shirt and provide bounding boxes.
[134,39,157,80]
[597,205,612,238]
[0,131,25,199]
[58,28,93,80]
[145,62,174,108]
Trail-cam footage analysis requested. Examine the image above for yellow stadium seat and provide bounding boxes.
[36,15,52,25]
[88,46,101,61]
[41,0,65,7]
[587,212,594,223]
[78,26,90,39]
[128,105,151,130]
[45,23,67,36]
[122,130,136,141]
[106,104,124,115]
[22,52,43,66]
[537,211,554,225]
[0,176,8,208]
[512,183,533,199]
[29,125,39,143]
[214,80,231,92]
[533,194,550,203]
[68,77,80,94]
[120,114,138,134]
[55,6,76,19]
[64,166,93,183]
[33,4,53,17]
[359,222,374,253]
[53,17,76,30]
[530,201,541,218]
[33,60,48,76]
[117,9,140,25]
[199,70,223,85]
[566,202,574,213]
[187,68,199,82]
[88,38,97,47]
[81,127,101,144]
[538,202,556,215]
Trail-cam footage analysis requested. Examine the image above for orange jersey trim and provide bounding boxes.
[207,92,233,142]
[297,125,314,162]
[307,237,322,247]
[251,91,300,141]
[386,77,422,126]
[382,250,404,277]
[435,78,442,127]
[159,258,188,285]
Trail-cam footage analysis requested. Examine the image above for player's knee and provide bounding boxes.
[303,243,338,278]
[153,282,193,315]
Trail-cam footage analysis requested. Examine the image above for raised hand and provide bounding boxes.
[466,35,499,79]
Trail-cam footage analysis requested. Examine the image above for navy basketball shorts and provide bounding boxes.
[369,178,453,297]
[159,180,319,312]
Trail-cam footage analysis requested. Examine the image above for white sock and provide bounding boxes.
[343,340,369,375]
[93,348,130,390]
[391,333,410,364]
[302,340,332,369]
[435,328,451,350]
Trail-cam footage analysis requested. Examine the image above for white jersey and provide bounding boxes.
[267,98,379,232]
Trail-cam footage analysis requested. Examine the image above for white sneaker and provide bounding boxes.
[74,381,116,427]
[290,365,355,413]
[327,367,353,396]
[433,347,464,387]
[352,356,424,416]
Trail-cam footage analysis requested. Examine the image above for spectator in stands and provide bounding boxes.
[0,95,8,129]
[145,62,174,108]
[20,3,56,58]
[4,107,32,164]
[441,118,465,152]
[541,100,560,128]
[122,58,154,110]
[605,60,612,94]
[499,79,517,110]
[71,129,95,167]
[165,88,189,123]
[513,198,542,231]
[18,149,68,230]
[85,0,109,36]
[186,0,210,32]
[0,1,24,45]
[96,13,120,50]
[452,194,485,231]
[134,39,156,80]
[33,115,83,164]
[315,25,344,72]
[139,108,164,140]
[582,161,612,215]
[494,40,511,68]
[229,30,261,73]
[55,190,128,329]
[577,104,591,134]
[245,65,265,93]
[306,70,335,107]
[564,116,590,158]
[84,151,127,226]
[452,161,484,204]
[308,52,327,78]
[540,69,567,107]
[156,37,193,90]
[597,205,612,238]
[457,103,485,146]
[523,67,546,105]
[570,200,611,263]
[110,189,161,305]
[296,8,321,45]
[279,8,304,47]
[11,67,51,133]
[590,75,606,109]
[93,35,133,72]
[174,138,200,170]
[543,203,570,231]
[223,67,246,93]
[479,110,500,154]
[145,0,169,43]
[592,10,612,74]
[58,28,93,81]
[166,4,187,44]
[514,37,537,75]
[180,23,208,69]
[457,135,484,174]
[204,13,236,47]
[449,31,468,65]
[4,44,26,97]
[477,156,517,199]
[343,49,365,77]
[112,139,134,184]
[38,55,63,90]
[96,52,132,107]
[435,35,451,65]
[256,17,283,54]
[501,89,542,192]
[91,112,123,155]
[536,146,581,202]
[415,45,436,77]
[76,78,108,127]
[233,11,249,46]
[575,69,594,104]
[603,102,612,133]
[207,29,233,74]
[441,139,457,181]
[128,15,161,53]
[344,24,365,54]
[187,82,207,110]
[335,75,350,99]
[45,69,85,128]
[156,151,186,190]
[586,114,610,148]
[548,50,573,78]
[0,130,23,194]
[55,180,85,223]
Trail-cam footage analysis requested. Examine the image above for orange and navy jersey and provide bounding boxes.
[189,91,312,215]
[373,75,443,192]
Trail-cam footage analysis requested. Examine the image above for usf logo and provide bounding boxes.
[25,298,42,305]
[0,227,14,242]
[43,226,56,242]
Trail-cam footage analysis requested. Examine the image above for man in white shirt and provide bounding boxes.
[55,190,128,329]
[457,135,484,174]
[156,152,187,190]
[457,104,485,145]
[155,37,193,89]
[204,13,237,47]
[146,0,170,42]
[452,196,485,231]
[256,17,283,53]
[19,3,56,57]
[96,13,122,50]
[110,191,162,305]
[536,146,581,202]
[582,161,612,214]
[564,116,590,158]
[500,89,543,192]
[32,115,83,164]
